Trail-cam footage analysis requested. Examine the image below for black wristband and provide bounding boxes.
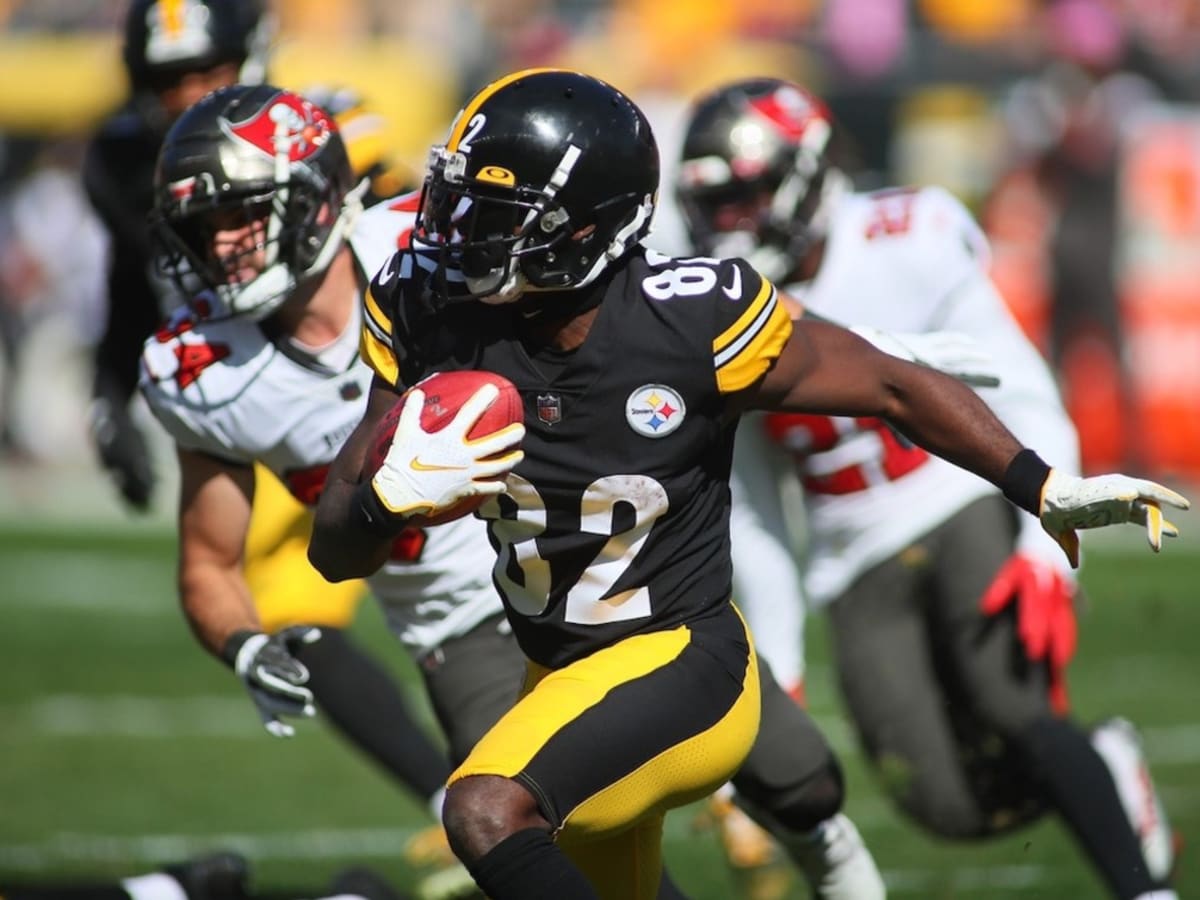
[221,629,261,669]
[353,480,407,539]
[1000,449,1052,516]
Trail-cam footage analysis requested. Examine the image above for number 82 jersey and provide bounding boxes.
[363,246,792,668]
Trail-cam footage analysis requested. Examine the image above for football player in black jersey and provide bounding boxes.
[308,69,1189,900]
[85,0,269,510]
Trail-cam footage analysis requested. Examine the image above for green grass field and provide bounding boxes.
[1,524,1197,899]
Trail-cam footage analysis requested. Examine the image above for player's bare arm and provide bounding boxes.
[747,312,1188,564]
[750,315,1021,486]
[176,447,261,655]
[309,376,403,582]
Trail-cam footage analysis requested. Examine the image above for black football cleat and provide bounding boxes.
[326,866,412,900]
[163,851,251,900]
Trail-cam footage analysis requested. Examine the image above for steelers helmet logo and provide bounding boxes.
[477,165,515,186]
[625,384,686,438]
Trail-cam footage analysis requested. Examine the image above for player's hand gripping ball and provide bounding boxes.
[363,370,524,526]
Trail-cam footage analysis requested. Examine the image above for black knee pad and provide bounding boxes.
[734,751,845,833]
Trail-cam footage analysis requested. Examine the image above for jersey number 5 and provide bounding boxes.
[480,473,668,625]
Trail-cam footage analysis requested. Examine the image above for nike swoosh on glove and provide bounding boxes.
[1039,470,1190,568]
[371,383,524,520]
[979,553,1077,713]
[228,626,322,738]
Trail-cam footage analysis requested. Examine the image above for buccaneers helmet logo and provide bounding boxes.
[227,93,334,163]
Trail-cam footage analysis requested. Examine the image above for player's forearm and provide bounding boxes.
[881,359,1027,492]
[309,476,393,582]
[178,564,261,658]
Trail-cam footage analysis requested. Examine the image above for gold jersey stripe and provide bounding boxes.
[359,290,398,388]
[363,286,393,341]
[446,67,566,152]
[359,327,399,388]
[713,277,775,361]
[714,291,792,394]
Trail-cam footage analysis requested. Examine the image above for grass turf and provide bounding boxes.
[0,526,1196,898]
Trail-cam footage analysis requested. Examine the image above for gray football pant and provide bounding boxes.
[827,494,1055,838]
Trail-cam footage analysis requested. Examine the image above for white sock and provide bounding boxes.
[119,873,188,900]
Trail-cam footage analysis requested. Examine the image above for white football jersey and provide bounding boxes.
[739,185,1080,608]
[139,196,502,655]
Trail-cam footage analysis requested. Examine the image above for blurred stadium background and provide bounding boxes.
[1,0,1198,897]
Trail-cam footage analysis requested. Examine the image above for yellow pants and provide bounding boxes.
[245,463,366,631]
[451,605,761,899]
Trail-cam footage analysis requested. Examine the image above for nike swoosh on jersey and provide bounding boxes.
[722,266,743,300]
[410,458,469,472]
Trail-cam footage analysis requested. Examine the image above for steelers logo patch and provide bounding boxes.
[625,384,686,438]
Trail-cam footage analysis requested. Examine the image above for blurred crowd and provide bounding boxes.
[3,0,1200,479]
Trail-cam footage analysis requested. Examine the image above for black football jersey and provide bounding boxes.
[362,246,792,668]
[83,105,169,403]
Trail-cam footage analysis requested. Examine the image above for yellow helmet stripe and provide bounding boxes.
[160,0,184,36]
[446,67,566,152]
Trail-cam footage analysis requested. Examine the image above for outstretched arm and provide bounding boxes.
[747,313,1188,565]
[748,316,1021,485]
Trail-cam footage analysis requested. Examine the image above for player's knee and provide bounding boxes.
[878,743,1046,839]
[897,786,991,839]
[442,775,548,864]
[740,754,846,833]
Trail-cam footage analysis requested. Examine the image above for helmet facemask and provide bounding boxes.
[156,171,361,321]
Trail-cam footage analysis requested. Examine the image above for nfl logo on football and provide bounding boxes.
[537,393,562,425]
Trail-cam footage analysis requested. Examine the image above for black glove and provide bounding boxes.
[89,393,155,511]
[222,626,323,738]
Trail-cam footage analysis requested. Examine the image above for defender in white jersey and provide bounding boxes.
[678,77,1180,899]
[138,86,524,786]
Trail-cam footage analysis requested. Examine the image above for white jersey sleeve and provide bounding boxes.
[138,309,272,466]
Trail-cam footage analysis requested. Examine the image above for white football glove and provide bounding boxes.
[1039,469,1190,568]
[229,626,322,738]
[371,382,525,520]
[851,325,1001,388]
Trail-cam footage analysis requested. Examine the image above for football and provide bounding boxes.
[362,369,523,526]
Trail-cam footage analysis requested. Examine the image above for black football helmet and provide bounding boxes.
[415,68,659,305]
[123,0,270,93]
[677,78,849,283]
[151,84,363,321]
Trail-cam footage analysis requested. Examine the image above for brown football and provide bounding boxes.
[362,370,523,526]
